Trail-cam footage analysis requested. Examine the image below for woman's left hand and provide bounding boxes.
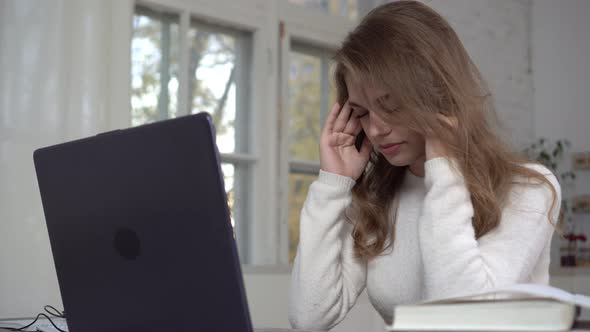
[425,114,457,160]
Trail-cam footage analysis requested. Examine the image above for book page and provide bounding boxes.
[495,284,590,308]
[423,284,590,308]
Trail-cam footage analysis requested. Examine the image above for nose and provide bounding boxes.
[364,111,391,138]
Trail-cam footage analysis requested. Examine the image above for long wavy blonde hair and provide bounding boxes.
[334,1,559,260]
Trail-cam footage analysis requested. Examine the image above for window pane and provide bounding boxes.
[222,162,250,262]
[288,172,317,263]
[131,10,179,126]
[131,9,253,263]
[289,48,335,161]
[289,51,322,161]
[221,163,236,226]
[288,0,358,20]
[189,24,251,154]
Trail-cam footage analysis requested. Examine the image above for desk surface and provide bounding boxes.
[0,318,320,332]
[3,318,588,332]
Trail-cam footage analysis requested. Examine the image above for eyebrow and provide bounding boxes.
[349,94,390,110]
[348,101,367,110]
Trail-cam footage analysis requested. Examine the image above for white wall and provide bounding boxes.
[0,0,132,319]
[533,0,590,301]
[532,0,590,148]
[427,0,534,148]
[532,0,590,231]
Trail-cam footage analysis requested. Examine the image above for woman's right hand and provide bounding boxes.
[320,102,372,180]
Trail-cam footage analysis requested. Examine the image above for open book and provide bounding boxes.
[386,284,590,331]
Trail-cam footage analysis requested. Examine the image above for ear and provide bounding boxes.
[436,113,458,129]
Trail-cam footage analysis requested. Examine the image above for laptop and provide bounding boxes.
[33,113,257,332]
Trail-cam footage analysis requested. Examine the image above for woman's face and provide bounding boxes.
[345,76,426,168]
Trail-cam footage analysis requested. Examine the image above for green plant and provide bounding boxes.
[524,138,577,231]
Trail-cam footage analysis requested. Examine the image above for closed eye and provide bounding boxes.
[354,109,369,118]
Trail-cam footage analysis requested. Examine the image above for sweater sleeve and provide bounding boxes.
[418,158,560,300]
[289,170,368,331]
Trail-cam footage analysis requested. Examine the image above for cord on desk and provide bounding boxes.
[0,306,67,332]
[43,306,64,319]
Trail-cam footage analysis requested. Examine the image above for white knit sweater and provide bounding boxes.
[289,157,560,330]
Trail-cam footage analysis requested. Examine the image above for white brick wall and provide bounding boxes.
[385,0,535,147]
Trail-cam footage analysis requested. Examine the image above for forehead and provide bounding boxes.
[344,74,388,107]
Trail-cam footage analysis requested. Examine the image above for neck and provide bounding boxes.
[408,155,426,177]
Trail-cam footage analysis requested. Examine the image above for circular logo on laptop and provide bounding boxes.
[114,228,141,260]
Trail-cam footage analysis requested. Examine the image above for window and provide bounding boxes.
[130,0,357,266]
[287,44,336,262]
[187,21,252,155]
[131,8,180,125]
[288,0,359,20]
[278,0,355,264]
[131,5,256,263]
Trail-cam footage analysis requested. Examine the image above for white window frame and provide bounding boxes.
[277,1,356,265]
[112,0,359,267]
[114,0,280,266]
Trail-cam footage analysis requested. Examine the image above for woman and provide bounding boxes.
[289,1,560,330]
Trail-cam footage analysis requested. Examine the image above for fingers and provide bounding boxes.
[333,102,351,133]
[323,102,341,134]
[328,132,356,147]
[337,133,356,147]
[343,115,361,135]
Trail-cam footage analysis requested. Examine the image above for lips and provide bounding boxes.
[379,142,404,155]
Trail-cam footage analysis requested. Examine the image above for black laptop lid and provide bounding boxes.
[33,113,253,332]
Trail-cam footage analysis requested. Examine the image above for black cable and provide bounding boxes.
[36,313,67,332]
[0,312,46,331]
[43,305,65,319]
[0,312,67,332]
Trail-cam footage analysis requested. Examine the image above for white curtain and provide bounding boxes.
[0,0,132,317]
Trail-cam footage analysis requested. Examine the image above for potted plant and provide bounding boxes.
[524,138,578,267]
[562,233,587,266]
[524,138,576,230]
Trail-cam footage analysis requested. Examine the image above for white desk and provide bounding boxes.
[0,317,321,332]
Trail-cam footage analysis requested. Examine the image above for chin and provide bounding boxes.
[382,153,412,167]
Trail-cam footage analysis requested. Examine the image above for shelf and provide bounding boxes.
[550,266,590,276]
